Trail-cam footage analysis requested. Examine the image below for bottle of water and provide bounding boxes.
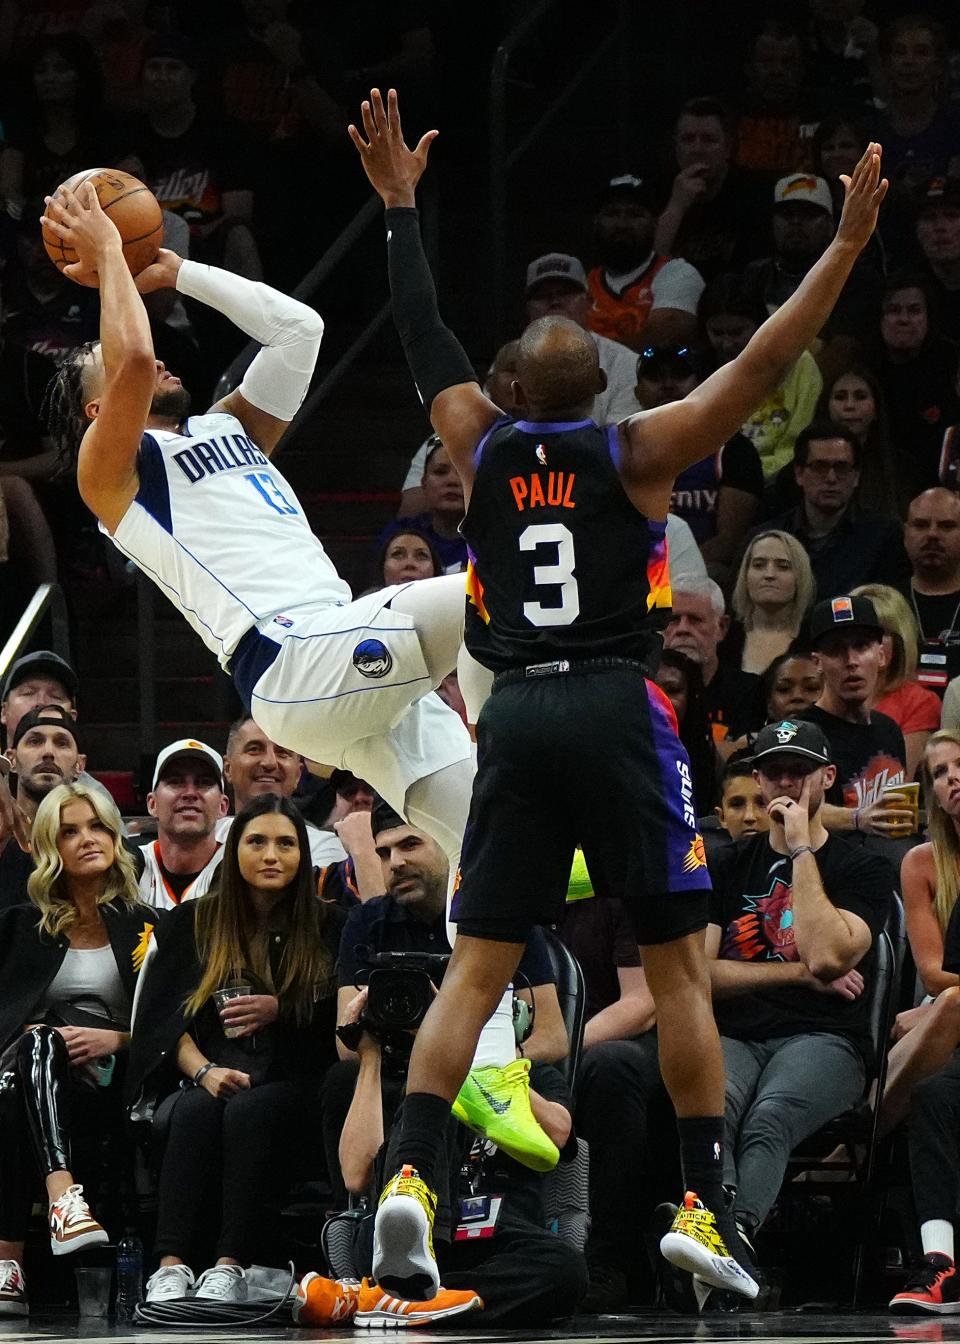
[115,1233,143,1320]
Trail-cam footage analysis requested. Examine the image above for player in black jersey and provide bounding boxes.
[351,89,887,1306]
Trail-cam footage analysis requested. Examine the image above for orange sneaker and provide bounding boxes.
[355,1278,483,1328]
[292,1272,360,1325]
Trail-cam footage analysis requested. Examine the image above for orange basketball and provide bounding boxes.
[42,168,163,287]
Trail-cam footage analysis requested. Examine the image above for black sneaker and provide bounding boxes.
[890,1254,960,1314]
[582,1261,628,1314]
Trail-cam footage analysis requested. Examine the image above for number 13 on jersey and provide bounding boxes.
[520,522,580,627]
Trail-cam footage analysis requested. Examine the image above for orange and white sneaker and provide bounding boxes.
[49,1184,109,1256]
[355,1278,483,1328]
[292,1273,360,1325]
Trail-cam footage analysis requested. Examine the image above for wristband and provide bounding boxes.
[789,845,815,862]
[193,1062,215,1087]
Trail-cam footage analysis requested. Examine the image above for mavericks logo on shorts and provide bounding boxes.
[682,835,707,874]
[353,638,393,679]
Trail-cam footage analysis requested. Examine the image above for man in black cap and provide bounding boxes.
[0,705,85,908]
[705,717,894,1280]
[915,177,960,343]
[0,651,119,848]
[0,650,78,747]
[801,595,912,835]
[585,174,704,352]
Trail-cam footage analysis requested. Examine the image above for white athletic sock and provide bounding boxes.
[405,756,516,1070]
[470,991,517,1070]
[921,1219,955,1260]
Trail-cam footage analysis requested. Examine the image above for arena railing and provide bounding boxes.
[0,582,72,689]
[489,0,632,340]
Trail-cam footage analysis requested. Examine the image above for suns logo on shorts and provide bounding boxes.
[353,638,393,678]
[682,835,707,873]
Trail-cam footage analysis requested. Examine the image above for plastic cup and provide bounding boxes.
[883,780,919,834]
[213,984,251,1038]
[75,1267,112,1317]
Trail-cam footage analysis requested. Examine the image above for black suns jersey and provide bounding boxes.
[462,417,672,673]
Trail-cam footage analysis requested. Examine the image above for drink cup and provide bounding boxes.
[75,1267,112,1317]
[213,984,251,1038]
[883,780,919,834]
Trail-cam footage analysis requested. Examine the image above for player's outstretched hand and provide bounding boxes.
[348,87,438,210]
[835,141,888,254]
[40,181,120,285]
[134,248,184,295]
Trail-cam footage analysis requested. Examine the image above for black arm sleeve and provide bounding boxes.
[385,207,478,407]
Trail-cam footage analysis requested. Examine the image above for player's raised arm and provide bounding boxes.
[622,143,888,492]
[41,184,157,532]
[134,251,324,459]
[349,88,500,492]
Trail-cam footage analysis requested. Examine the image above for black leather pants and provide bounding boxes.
[0,1027,72,1240]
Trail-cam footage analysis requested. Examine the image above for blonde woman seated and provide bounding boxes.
[851,583,942,781]
[730,530,816,675]
[0,783,157,1316]
[883,731,960,1307]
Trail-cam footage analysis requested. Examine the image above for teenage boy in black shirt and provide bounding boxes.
[801,594,912,836]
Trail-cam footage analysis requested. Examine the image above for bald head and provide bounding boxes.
[906,487,960,587]
[515,317,604,416]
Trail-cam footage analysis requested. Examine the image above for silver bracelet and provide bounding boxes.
[193,1062,215,1087]
[789,845,815,862]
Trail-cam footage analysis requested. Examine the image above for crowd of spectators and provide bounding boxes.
[3,0,960,1325]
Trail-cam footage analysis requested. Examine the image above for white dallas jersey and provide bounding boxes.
[106,413,352,668]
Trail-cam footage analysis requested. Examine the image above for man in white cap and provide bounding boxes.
[741,173,882,366]
[138,738,228,908]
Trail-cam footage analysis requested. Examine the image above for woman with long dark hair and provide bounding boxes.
[654,647,720,813]
[816,364,900,516]
[0,32,110,210]
[0,783,157,1317]
[128,794,342,1305]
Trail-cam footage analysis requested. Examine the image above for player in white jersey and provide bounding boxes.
[39,181,473,868]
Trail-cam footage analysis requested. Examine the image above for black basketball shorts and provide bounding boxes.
[450,665,710,945]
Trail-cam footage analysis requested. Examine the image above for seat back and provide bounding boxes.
[540,928,587,1088]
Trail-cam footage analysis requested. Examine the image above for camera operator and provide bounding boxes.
[321,800,568,1203]
[316,983,586,1326]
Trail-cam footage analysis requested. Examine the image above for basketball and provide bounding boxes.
[42,168,163,286]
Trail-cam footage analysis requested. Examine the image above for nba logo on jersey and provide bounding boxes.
[353,639,393,678]
[273,614,294,628]
[535,444,547,466]
[831,597,854,622]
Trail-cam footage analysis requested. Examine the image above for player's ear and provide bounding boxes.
[84,394,101,423]
[596,367,608,393]
[511,377,529,410]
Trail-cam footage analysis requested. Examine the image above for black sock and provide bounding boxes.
[677,1115,725,1214]
[394,1092,451,1189]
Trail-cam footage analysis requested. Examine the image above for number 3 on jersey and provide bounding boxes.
[520,522,580,626]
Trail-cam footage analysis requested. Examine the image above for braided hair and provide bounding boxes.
[40,340,100,474]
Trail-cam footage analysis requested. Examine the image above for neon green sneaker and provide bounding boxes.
[452,1058,559,1172]
[373,1165,439,1301]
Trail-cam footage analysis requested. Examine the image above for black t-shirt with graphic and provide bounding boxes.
[709,832,893,1065]
[799,706,906,809]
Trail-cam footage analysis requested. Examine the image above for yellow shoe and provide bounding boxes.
[451,1059,559,1172]
[659,1191,759,1299]
[373,1166,439,1301]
